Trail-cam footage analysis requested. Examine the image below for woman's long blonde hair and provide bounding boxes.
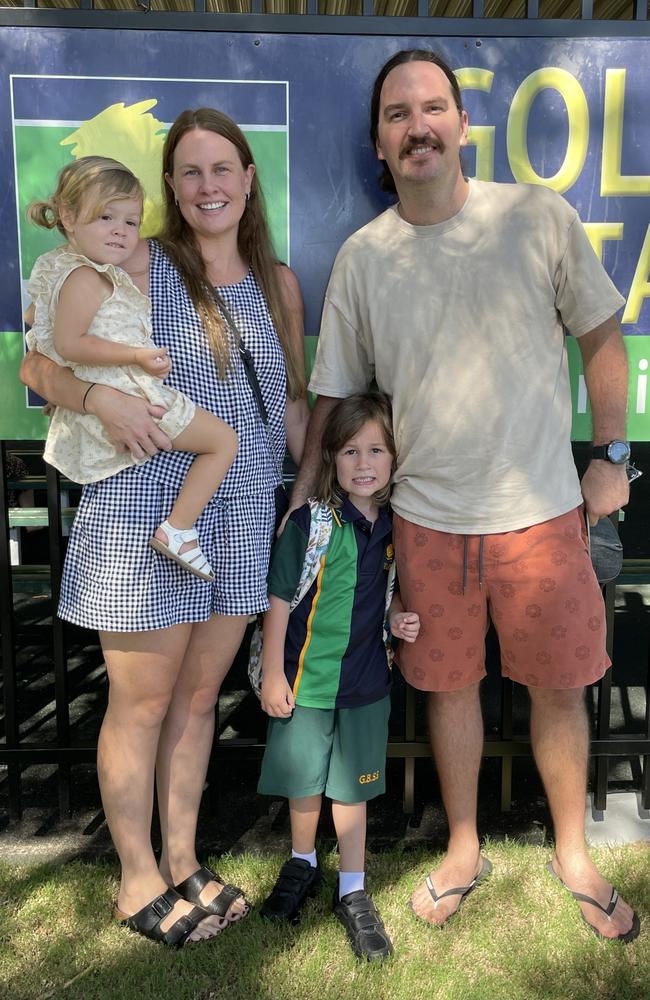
[314,393,396,509]
[159,108,305,398]
[26,156,144,236]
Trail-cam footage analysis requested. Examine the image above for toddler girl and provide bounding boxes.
[26,156,237,580]
[257,392,420,960]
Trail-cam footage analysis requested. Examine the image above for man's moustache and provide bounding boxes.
[399,140,441,159]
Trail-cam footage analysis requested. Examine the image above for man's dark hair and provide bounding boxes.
[369,49,464,194]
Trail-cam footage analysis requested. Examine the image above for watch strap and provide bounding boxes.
[591,440,630,464]
[591,444,609,460]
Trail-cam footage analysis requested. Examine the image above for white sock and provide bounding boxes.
[292,848,317,868]
[339,871,365,898]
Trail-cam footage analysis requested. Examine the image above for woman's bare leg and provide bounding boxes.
[98,625,223,940]
[156,613,250,920]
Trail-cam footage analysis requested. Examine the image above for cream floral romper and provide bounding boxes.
[26,246,195,484]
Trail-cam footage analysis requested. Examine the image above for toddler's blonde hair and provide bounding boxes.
[27,155,144,236]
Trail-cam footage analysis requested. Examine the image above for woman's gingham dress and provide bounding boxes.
[58,241,286,631]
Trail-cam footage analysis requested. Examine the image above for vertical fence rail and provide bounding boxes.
[593,577,616,810]
[644,666,650,808]
[499,678,513,812]
[46,462,72,817]
[0,443,22,819]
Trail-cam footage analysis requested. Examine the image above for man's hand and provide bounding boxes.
[389,610,421,643]
[276,504,297,538]
[578,317,629,525]
[580,461,629,526]
[261,670,296,718]
[286,395,340,525]
[87,384,173,459]
[133,346,172,378]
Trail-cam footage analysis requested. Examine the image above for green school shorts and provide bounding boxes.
[258,695,391,804]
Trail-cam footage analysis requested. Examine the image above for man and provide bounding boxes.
[291,49,639,941]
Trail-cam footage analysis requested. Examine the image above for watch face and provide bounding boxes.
[607,440,631,464]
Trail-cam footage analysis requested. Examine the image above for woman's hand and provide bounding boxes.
[133,346,172,378]
[86,384,173,459]
[20,351,173,459]
[261,668,295,718]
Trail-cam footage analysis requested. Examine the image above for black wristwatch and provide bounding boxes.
[591,440,631,464]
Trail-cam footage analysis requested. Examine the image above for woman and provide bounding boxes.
[20,108,309,947]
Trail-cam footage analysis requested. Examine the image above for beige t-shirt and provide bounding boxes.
[309,179,625,534]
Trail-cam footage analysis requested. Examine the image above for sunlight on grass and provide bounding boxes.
[0,842,647,1000]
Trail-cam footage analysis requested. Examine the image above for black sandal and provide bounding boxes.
[333,888,394,960]
[115,887,217,948]
[174,865,250,922]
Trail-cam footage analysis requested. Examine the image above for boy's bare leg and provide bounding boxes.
[260,795,322,922]
[331,798,393,959]
[289,795,322,853]
[332,801,367,873]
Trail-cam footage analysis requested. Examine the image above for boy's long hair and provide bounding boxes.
[159,107,305,398]
[26,156,144,237]
[314,392,396,509]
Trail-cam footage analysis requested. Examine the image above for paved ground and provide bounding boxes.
[585,790,650,846]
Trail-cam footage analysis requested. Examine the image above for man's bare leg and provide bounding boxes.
[530,685,636,939]
[410,683,487,925]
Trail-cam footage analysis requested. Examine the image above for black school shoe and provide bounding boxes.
[333,888,394,960]
[260,858,322,923]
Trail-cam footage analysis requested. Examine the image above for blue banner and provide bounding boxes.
[1,28,648,437]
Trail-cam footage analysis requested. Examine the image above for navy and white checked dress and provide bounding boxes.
[58,241,286,631]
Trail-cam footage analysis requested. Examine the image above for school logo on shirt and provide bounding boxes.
[384,543,394,572]
[359,770,380,784]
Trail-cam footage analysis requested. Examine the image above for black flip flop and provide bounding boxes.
[546,859,640,943]
[408,856,493,926]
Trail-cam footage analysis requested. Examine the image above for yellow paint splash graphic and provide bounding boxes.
[61,99,166,237]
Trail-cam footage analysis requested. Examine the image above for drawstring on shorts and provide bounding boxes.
[462,535,485,593]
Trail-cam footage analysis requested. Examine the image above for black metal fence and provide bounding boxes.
[2,438,649,823]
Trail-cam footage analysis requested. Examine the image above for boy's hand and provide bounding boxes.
[133,346,172,378]
[390,611,421,643]
[261,672,296,718]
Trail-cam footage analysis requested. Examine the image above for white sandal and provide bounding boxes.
[149,520,214,582]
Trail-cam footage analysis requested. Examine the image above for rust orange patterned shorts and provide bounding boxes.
[394,507,610,692]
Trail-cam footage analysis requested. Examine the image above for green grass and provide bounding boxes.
[0,841,648,1000]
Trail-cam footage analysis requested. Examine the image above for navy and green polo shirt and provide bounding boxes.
[267,496,393,710]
